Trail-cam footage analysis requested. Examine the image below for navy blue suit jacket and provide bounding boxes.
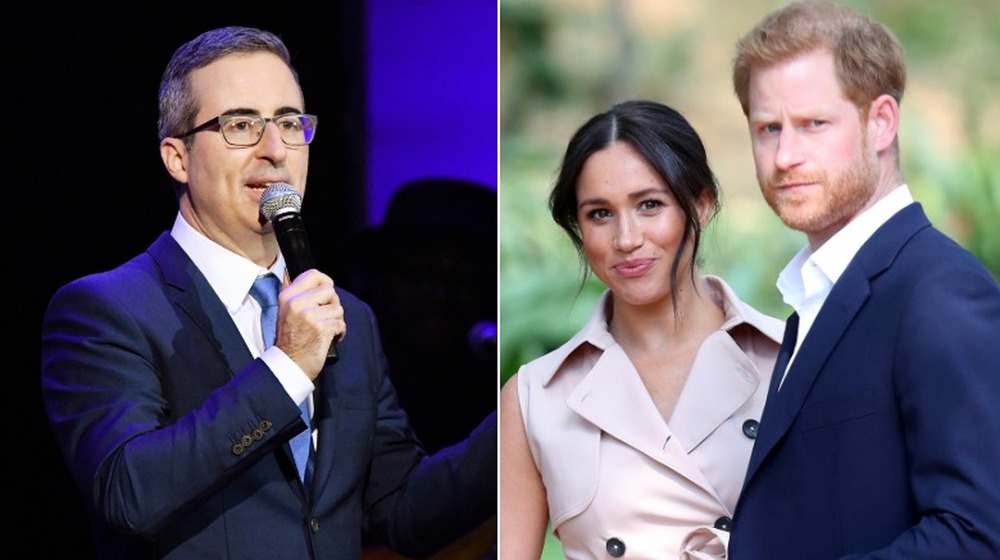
[730,204,1000,559]
[41,232,496,559]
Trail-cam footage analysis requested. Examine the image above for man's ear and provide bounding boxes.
[870,94,899,153]
[160,137,190,185]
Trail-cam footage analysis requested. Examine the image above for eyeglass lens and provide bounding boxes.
[221,115,316,146]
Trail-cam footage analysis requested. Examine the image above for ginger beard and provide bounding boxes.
[760,132,879,236]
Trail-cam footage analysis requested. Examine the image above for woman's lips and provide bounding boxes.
[613,258,654,278]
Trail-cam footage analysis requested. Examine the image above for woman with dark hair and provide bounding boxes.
[500,100,783,559]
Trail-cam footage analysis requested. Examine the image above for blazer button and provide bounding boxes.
[742,419,759,439]
[714,516,732,531]
[606,537,625,557]
[310,518,320,533]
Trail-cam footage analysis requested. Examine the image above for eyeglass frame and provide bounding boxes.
[176,112,318,146]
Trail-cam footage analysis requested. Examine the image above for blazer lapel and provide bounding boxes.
[745,203,931,484]
[744,313,796,481]
[149,232,315,499]
[307,383,331,500]
[148,232,254,377]
[745,278,868,483]
[769,313,798,400]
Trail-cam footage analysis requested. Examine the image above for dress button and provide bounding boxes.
[714,516,732,531]
[606,537,625,557]
[742,419,760,439]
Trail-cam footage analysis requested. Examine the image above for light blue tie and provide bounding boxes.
[250,274,313,485]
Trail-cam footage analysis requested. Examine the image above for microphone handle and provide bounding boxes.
[272,212,339,363]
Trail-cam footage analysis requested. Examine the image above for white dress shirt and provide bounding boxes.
[776,184,914,388]
[170,212,314,422]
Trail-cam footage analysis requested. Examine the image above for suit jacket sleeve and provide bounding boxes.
[350,300,497,558]
[850,254,1000,559]
[40,266,307,537]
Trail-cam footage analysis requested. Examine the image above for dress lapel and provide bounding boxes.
[669,330,761,453]
[567,343,717,496]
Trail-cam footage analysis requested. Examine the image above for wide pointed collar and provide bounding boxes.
[539,275,782,388]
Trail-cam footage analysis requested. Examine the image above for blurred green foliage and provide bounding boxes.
[500,0,1000,391]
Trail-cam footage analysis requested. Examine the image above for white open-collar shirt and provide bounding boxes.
[776,184,914,387]
[170,212,314,422]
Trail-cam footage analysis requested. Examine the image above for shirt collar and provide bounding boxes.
[777,184,914,309]
[542,274,783,386]
[170,212,287,312]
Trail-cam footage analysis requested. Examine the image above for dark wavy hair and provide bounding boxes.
[548,100,720,304]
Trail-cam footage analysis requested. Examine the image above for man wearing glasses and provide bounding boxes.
[40,26,496,560]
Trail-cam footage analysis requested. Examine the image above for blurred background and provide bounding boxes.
[499,2,999,555]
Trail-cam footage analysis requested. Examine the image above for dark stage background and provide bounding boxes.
[10,3,496,557]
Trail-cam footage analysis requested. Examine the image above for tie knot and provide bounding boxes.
[249,274,281,309]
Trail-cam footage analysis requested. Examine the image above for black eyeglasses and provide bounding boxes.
[177,113,318,146]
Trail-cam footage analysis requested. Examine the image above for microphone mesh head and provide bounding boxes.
[260,182,302,220]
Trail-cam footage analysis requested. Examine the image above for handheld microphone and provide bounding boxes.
[260,182,339,363]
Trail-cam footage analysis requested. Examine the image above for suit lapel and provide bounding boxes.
[307,383,330,500]
[746,279,868,483]
[148,233,314,500]
[745,313,796,482]
[769,313,798,399]
[744,203,931,485]
[148,232,254,377]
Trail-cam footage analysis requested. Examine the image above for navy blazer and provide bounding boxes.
[41,232,496,559]
[730,204,1000,559]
